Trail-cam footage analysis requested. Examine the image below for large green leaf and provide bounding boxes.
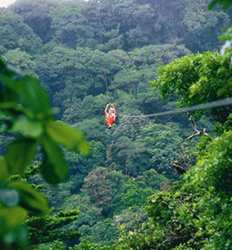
[0,59,15,77]
[46,120,89,155]
[16,76,52,120]
[0,74,52,120]
[0,75,20,113]
[0,206,27,228]
[8,181,49,215]
[40,136,68,184]
[0,156,9,180]
[5,139,37,175]
[11,116,43,138]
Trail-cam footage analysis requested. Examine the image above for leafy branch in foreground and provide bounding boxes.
[0,59,89,249]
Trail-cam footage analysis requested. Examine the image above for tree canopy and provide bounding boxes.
[0,0,232,249]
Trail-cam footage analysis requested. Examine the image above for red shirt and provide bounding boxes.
[106,113,116,126]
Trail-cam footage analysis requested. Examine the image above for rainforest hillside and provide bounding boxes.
[0,0,231,249]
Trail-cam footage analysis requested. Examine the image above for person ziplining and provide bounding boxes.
[103,97,232,175]
[105,103,117,129]
[104,97,232,130]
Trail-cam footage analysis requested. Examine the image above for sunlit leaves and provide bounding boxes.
[0,207,27,228]
[46,120,89,155]
[11,116,43,138]
[219,26,232,41]
[153,51,232,121]
[3,49,37,76]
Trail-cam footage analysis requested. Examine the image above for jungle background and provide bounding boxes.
[0,0,232,249]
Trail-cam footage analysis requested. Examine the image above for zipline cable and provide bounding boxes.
[124,97,232,119]
[112,97,232,135]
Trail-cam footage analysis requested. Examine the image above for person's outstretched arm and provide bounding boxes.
[105,104,110,115]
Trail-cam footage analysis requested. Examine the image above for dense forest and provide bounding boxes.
[0,0,232,249]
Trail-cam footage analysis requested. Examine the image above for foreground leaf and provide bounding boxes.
[0,74,52,120]
[8,181,49,215]
[46,120,89,155]
[0,157,9,180]
[40,136,68,184]
[12,116,43,138]
[16,76,52,119]
[0,206,27,228]
[5,139,37,176]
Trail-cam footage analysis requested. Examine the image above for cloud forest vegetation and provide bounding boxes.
[0,0,232,249]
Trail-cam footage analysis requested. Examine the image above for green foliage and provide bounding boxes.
[1,0,231,248]
[0,206,28,248]
[13,0,55,43]
[12,0,230,52]
[79,218,119,244]
[219,26,232,40]
[183,0,230,51]
[5,139,37,176]
[8,181,48,215]
[82,167,127,214]
[61,194,102,228]
[153,51,232,121]
[72,240,112,250]
[3,48,37,76]
[113,42,232,249]
[109,122,185,177]
[46,120,88,155]
[28,209,80,245]
[40,136,69,185]
[82,167,169,217]
[0,59,88,248]
[118,130,232,249]
[115,180,153,210]
[33,240,66,250]
[0,9,42,53]
[209,0,232,9]
[113,207,147,234]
